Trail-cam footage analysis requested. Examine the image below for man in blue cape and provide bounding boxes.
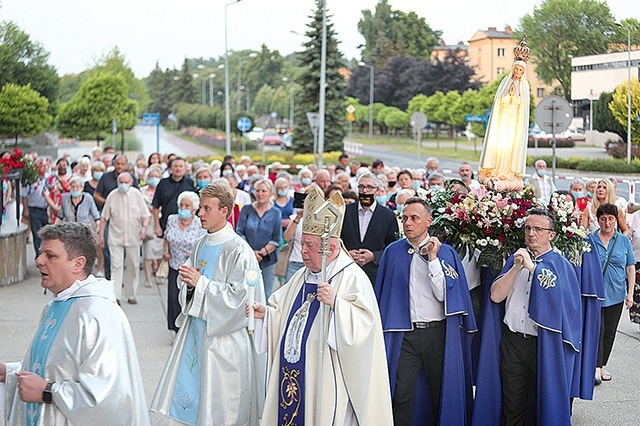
[471,208,582,426]
[375,197,477,426]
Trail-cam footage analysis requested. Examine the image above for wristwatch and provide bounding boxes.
[42,382,54,404]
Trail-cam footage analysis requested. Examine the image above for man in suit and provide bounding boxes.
[341,172,399,285]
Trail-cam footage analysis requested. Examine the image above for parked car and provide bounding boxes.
[247,127,264,142]
[559,129,586,143]
[262,131,282,147]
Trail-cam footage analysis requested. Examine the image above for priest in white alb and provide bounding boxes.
[249,186,393,425]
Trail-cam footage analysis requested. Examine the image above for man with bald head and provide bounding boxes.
[314,169,332,192]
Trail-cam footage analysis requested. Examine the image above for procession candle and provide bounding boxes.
[576,197,588,212]
[246,269,260,334]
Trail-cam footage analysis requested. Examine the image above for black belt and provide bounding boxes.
[509,330,537,339]
[412,320,445,329]
[29,206,47,211]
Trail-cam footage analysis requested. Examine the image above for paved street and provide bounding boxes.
[1,244,639,424]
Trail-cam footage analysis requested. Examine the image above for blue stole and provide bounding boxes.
[26,298,78,426]
[170,243,222,425]
[278,281,320,425]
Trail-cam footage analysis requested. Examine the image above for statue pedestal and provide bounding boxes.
[0,222,28,286]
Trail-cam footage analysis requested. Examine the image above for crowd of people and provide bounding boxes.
[1,146,640,425]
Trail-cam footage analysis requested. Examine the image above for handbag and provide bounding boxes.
[143,223,156,241]
[273,241,294,278]
[156,259,169,278]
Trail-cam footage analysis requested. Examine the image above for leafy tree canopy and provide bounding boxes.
[0,83,52,143]
[609,78,640,144]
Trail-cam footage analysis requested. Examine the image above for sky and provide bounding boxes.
[1,0,638,78]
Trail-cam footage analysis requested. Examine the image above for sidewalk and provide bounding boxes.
[1,244,639,423]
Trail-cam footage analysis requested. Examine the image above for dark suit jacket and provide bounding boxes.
[341,202,399,285]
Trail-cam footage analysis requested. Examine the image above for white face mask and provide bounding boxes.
[118,183,131,193]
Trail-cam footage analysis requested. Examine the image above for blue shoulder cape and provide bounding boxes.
[375,239,477,426]
[471,250,582,426]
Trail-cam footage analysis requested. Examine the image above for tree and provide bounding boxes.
[252,84,289,118]
[0,83,52,144]
[384,109,409,136]
[609,79,640,144]
[173,59,197,105]
[56,74,138,142]
[518,0,618,100]
[0,21,59,108]
[293,0,347,153]
[593,91,625,139]
[145,63,179,122]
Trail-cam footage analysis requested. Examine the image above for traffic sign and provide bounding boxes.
[142,113,160,126]
[347,113,356,122]
[306,112,319,136]
[534,96,573,134]
[465,115,486,123]
[346,105,356,114]
[410,112,427,130]
[237,116,252,132]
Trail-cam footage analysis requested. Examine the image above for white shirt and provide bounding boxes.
[409,236,446,322]
[358,201,376,242]
[461,249,482,290]
[503,265,538,336]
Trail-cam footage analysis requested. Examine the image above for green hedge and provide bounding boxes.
[526,155,640,173]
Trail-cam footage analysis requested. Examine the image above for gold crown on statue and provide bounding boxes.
[513,35,531,62]
[301,186,345,238]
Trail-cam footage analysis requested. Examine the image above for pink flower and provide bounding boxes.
[495,199,508,209]
[471,185,487,198]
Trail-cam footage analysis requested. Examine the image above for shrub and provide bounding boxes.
[605,140,640,159]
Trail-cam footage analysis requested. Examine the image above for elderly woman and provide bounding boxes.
[273,177,294,231]
[141,165,164,288]
[582,179,629,235]
[589,203,636,383]
[296,167,314,193]
[56,175,100,224]
[74,156,92,182]
[195,166,214,192]
[83,161,105,198]
[44,157,72,223]
[236,178,282,299]
[163,191,205,332]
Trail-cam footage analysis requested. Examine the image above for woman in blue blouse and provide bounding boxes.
[589,203,635,384]
[236,178,282,299]
[273,177,294,231]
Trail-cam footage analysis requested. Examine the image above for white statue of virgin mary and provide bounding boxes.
[478,37,531,191]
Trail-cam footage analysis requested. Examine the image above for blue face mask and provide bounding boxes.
[537,169,547,177]
[376,195,388,204]
[572,191,585,199]
[197,179,210,189]
[177,208,192,220]
[411,181,422,191]
[70,190,82,198]
[147,177,160,187]
[301,177,312,186]
[93,171,104,181]
[587,191,594,198]
[396,204,405,213]
[277,189,289,197]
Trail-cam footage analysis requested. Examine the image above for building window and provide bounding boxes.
[497,48,505,57]
[497,67,505,75]
[537,88,544,98]
[554,88,563,96]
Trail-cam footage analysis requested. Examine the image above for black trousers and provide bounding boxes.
[167,267,180,332]
[393,323,445,426]
[28,207,48,260]
[598,302,624,367]
[500,329,538,426]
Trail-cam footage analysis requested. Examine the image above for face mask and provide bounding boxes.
[118,183,130,193]
[147,177,160,187]
[587,191,594,198]
[177,208,192,220]
[388,181,396,188]
[411,181,422,191]
[396,204,405,213]
[358,192,375,207]
[430,185,444,192]
[222,170,233,177]
[277,189,289,197]
[70,190,82,198]
[427,169,436,176]
[537,169,547,177]
[197,179,210,189]
[93,171,104,181]
[571,191,585,199]
[301,177,312,186]
[376,195,388,204]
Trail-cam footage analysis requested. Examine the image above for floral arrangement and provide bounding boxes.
[0,147,38,186]
[425,182,590,274]
[546,192,591,265]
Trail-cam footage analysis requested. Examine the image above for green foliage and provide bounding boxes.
[518,0,618,100]
[174,59,197,104]
[293,0,347,153]
[593,91,626,139]
[0,21,59,107]
[526,155,640,173]
[252,85,290,118]
[55,74,138,142]
[145,64,179,122]
[609,78,640,144]
[384,110,409,132]
[0,83,52,143]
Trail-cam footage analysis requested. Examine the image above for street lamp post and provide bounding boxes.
[617,23,633,164]
[197,64,205,106]
[358,61,375,141]
[239,85,251,113]
[589,89,594,132]
[224,0,242,155]
[317,0,327,168]
[209,74,216,107]
[237,52,258,113]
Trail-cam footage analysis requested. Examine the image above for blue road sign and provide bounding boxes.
[237,116,252,132]
[465,115,486,123]
[142,113,160,126]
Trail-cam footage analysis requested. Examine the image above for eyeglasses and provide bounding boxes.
[523,225,553,233]
[357,185,378,192]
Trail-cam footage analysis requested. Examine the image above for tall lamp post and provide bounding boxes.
[239,85,251,113]
[282,77,295,131]
[197,64,206,105]
[237,52,258,113]
[224,0,243,155]
[316,0,327,168]
[617,23,632,164]
[358,61,375,141]
[209,73,216,107]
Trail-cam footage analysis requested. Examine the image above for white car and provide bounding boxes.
[246,127,264,142]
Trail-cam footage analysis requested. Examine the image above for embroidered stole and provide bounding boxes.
[278,282,320,426]
[169,243,222,425]
[26,298,78,426]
